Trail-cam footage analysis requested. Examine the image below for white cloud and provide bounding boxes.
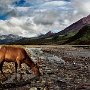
[0,15,67,37]
[40,1,69,7]
[0,0,15,5]
[0,17,48,37]
[16,7,30,12]
[72,0,90,15]
[0,0,90,37]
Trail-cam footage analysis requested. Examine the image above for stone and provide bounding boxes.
[30,87,37,90]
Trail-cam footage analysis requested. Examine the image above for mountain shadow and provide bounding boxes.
[64,25,90,45]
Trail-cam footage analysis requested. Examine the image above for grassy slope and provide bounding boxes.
[51,31,77,44]
[8,25,90,45]
[66,25,90,45]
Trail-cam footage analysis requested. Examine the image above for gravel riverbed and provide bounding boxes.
[0,45,90,90]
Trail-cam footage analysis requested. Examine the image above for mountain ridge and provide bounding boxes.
[57,14,90,35]
[0,15,90,45]
[0,34,22,44]
[65,25,90,44]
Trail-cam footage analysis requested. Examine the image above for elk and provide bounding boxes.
[0,46,41,77]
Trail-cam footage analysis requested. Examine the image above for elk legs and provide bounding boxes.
[16,60,23,80]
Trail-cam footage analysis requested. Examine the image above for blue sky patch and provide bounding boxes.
[15,0,26,6]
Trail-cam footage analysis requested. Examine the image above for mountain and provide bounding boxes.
[9,31,55,45]
[47,14,90,45]
[64,25,90,44]
[2,15,90,45]
[0,34,22,44]
[57,14,90,35]
[37,31,55,39]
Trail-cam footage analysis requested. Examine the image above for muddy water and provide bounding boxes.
[0,47,65,90]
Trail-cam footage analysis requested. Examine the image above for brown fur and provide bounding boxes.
[0,46,40,76]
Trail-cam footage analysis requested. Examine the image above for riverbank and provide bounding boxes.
[42,46,90,90]
[0,45,90,90]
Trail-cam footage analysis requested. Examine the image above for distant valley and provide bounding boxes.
[0,15,90,45]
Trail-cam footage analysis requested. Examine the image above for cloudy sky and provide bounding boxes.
[0,0,90,37]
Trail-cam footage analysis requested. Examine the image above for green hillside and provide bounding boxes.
[65,25,90,45]
[8,25,90,45]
